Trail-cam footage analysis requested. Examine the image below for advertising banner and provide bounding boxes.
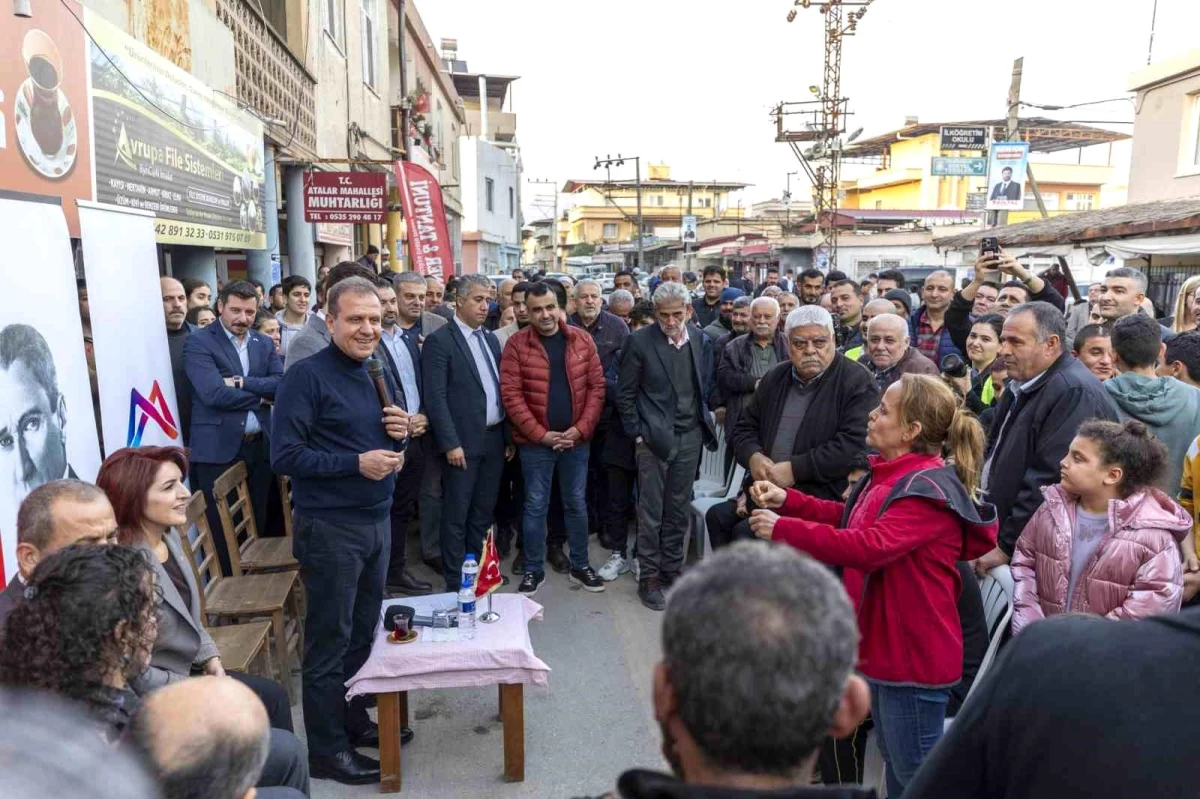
[86,10,266,249]
[80,203,182,454]
[930,157,987,177]
[395,160,452,281]
[0,0,94,236]
[985,142,1029,212]
[681,214,697,243]
[304,171,387,223]
[0,197,102,587]
[939,126,988,151]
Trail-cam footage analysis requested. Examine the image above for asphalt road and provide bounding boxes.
[293,536,668,799]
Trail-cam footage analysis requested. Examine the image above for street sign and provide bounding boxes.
[304,171,388,223]
[965,192,988,211]
[931,157,988,177]
[681,215,697,243]
[939,126,988,151]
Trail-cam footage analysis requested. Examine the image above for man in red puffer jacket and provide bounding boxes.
[500,281,606,597]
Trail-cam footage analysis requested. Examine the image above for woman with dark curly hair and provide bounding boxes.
[0,545,158,743]
[96,445,293,732]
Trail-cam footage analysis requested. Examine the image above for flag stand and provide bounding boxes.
[479,592,500,623]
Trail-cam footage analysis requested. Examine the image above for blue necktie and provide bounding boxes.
[473,329,502,416]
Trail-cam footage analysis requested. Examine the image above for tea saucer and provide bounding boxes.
[14,77,77,180]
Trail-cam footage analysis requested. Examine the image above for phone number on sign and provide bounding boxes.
[154,223,254,245]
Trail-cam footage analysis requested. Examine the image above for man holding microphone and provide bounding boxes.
[272,276,411,785]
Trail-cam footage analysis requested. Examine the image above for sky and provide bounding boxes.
[417,0,1200,222]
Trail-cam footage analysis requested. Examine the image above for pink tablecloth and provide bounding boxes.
[345,593,550,698]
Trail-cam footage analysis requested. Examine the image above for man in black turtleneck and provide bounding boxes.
[160,277,195,445]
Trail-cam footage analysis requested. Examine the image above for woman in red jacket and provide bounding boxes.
[749,374,997,798]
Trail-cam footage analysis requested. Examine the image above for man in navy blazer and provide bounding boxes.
[422,274,512,592]
[184,280,283,576]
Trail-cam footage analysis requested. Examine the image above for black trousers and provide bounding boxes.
[228,669,292,732]
[604,463,637,558]
[586,422,610,534]
[258,728,311,798]
[440,427,505,592]
[704,497,756,550]
[293,512,388,756]
[387,436,426,582]
[494,445,524,553]
[193,435,272,576]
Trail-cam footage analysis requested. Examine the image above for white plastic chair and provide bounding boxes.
[684,465,745,561]
[966,564,1014,702]
[692,425,729,498]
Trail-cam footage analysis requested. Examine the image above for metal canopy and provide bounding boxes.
[845,117,1129,157]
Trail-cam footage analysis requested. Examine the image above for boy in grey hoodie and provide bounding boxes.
[1106,315,1200,496]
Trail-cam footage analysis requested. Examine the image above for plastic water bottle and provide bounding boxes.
[458,555,478,640]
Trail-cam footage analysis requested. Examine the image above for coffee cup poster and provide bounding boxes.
[0,0,93,236]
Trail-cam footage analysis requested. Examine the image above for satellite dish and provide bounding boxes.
[847,127,864,143]
[811,141,827,159]
[802,147,815,159]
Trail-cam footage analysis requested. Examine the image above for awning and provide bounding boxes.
[741,243,770,257]
[1096,233,1200,260]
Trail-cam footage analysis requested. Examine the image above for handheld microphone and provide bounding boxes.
[366,357,391,410]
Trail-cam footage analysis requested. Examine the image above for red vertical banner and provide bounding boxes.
[395,160,452,282]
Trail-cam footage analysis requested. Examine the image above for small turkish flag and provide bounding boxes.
[476,526,502,599]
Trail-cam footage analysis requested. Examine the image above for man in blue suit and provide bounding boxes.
[422,274,512,592]
[184,280,284,576]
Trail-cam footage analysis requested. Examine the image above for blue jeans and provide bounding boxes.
[519,442,590,573]
[870,682,949,798]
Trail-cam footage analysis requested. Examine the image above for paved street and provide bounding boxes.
[292,536,667,799]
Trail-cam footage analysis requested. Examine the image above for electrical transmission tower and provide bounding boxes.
[774,0,874,272]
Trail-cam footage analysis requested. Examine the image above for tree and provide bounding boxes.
[570,242,596,256]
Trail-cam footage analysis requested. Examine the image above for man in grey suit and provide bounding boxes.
[0,480,117,628]
[283,261,378,370]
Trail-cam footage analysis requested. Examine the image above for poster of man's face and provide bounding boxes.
[0,325,70,494]
[0,197,101,587]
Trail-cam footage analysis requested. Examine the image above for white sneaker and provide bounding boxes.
[598,553,629,582]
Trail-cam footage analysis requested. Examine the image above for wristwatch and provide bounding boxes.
[235,376,244,389]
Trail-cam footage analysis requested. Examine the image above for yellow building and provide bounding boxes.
[561,164,748,249]
[841,119,1128,224]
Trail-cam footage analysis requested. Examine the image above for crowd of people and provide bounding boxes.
[7,251,1200,798]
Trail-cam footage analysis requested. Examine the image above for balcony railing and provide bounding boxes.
[214,0,317,158]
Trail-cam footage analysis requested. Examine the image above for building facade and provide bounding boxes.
[841,120,1128,225]
[561,164,748,249]
[1127,51,1200,203]
[443,42,521,275]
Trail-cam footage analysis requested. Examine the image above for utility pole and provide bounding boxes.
[686,180,694,272]
[529,178,559,271]
[997,57,1048,227]
[594,154,643,272]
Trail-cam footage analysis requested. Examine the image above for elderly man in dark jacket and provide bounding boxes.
[971,302,1118,576]
[718,297,788,441]
[707,306,876,549]
[858,312,938,392]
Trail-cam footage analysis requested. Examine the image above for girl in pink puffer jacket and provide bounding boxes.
[1012,419,1190,634]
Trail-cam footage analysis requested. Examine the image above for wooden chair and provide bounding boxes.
[176,516,273,678]
[213,462,298,574]
[278,475,295,539]
[184,491,302,703]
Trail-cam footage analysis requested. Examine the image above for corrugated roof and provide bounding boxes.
[845,118,1129,158]
[562,178,751,193]
[935,197,1200,250]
